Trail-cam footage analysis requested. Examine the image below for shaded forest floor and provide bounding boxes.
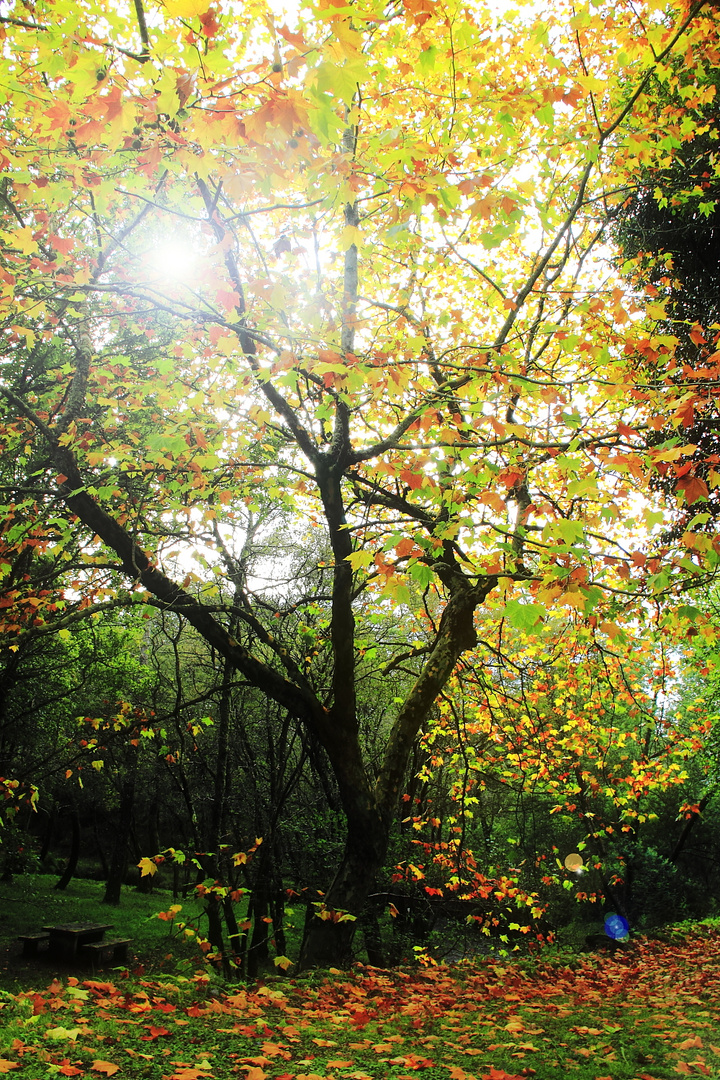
[0,921,719,1080]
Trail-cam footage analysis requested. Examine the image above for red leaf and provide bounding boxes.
[199,8,220,36]
[676,475,709,504]
[140,1026,169,1041]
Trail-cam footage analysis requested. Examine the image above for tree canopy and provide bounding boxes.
[1,0,720,966]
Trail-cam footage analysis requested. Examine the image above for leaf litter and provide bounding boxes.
[0,924,719,1079]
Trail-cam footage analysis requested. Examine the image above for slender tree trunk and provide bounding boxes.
[39,808,55,864]
[55,807,80,890]
[670,790,715,864]
[104,743,138,905]
[93,817,110,879]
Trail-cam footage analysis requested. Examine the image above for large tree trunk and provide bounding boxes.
[42,308,495,970]
[299,801,388,968]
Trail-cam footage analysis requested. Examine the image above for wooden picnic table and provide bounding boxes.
[41,922,114,961]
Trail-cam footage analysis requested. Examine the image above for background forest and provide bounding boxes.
[1,0,720,978]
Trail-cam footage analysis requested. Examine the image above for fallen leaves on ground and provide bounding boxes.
[0,925,720,1079]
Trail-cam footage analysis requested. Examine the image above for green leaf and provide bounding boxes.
[504,600,545,630]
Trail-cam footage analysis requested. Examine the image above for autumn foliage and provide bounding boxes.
[1,0,720,965]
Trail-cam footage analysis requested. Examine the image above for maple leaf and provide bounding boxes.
[482,1071,524,1080]
[199,8,220,36]
[91,1063,120,1076]
[0,1063,18,1075]
[677,1037,704,1051]
[676,475,709,504]
[45,1027,82,1042]
[57,1062,84,1077]
[140,1026,170,1040]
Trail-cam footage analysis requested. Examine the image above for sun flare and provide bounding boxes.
[146,240,199,285]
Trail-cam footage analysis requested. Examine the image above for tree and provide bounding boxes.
[612,50,720,532]
[414,614,716,932]
[0,0,718,966]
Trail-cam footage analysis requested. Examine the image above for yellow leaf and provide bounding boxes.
[45,1027,82,1041]
[137,857,157,877]
[164,0,211,15]
[346,549,373,570]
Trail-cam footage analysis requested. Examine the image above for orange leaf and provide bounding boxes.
[57,1063,84,1077]
[91,1063,120,1076]
[676,476,709,505]
[49,235,75,256]
[0,1063,18,1075]
[141,1026,170,1041]
[677,1038,703,1051]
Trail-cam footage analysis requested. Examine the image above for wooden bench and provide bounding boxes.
[80,938,131,969]
[18,932,50,958]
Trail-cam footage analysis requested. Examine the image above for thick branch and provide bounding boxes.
[49,445,326,735]
[375,574,497,815]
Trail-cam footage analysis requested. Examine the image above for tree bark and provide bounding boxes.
[670,789,715,864]
[54,806,80,890]
[299,819,387,968]
[104,742,138,905]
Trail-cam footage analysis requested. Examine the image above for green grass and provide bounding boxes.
[0,895,719,1080]
[0,873,204,992]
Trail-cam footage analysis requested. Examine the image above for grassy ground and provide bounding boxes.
[0,873,203,992]
[0,875,718,1080]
